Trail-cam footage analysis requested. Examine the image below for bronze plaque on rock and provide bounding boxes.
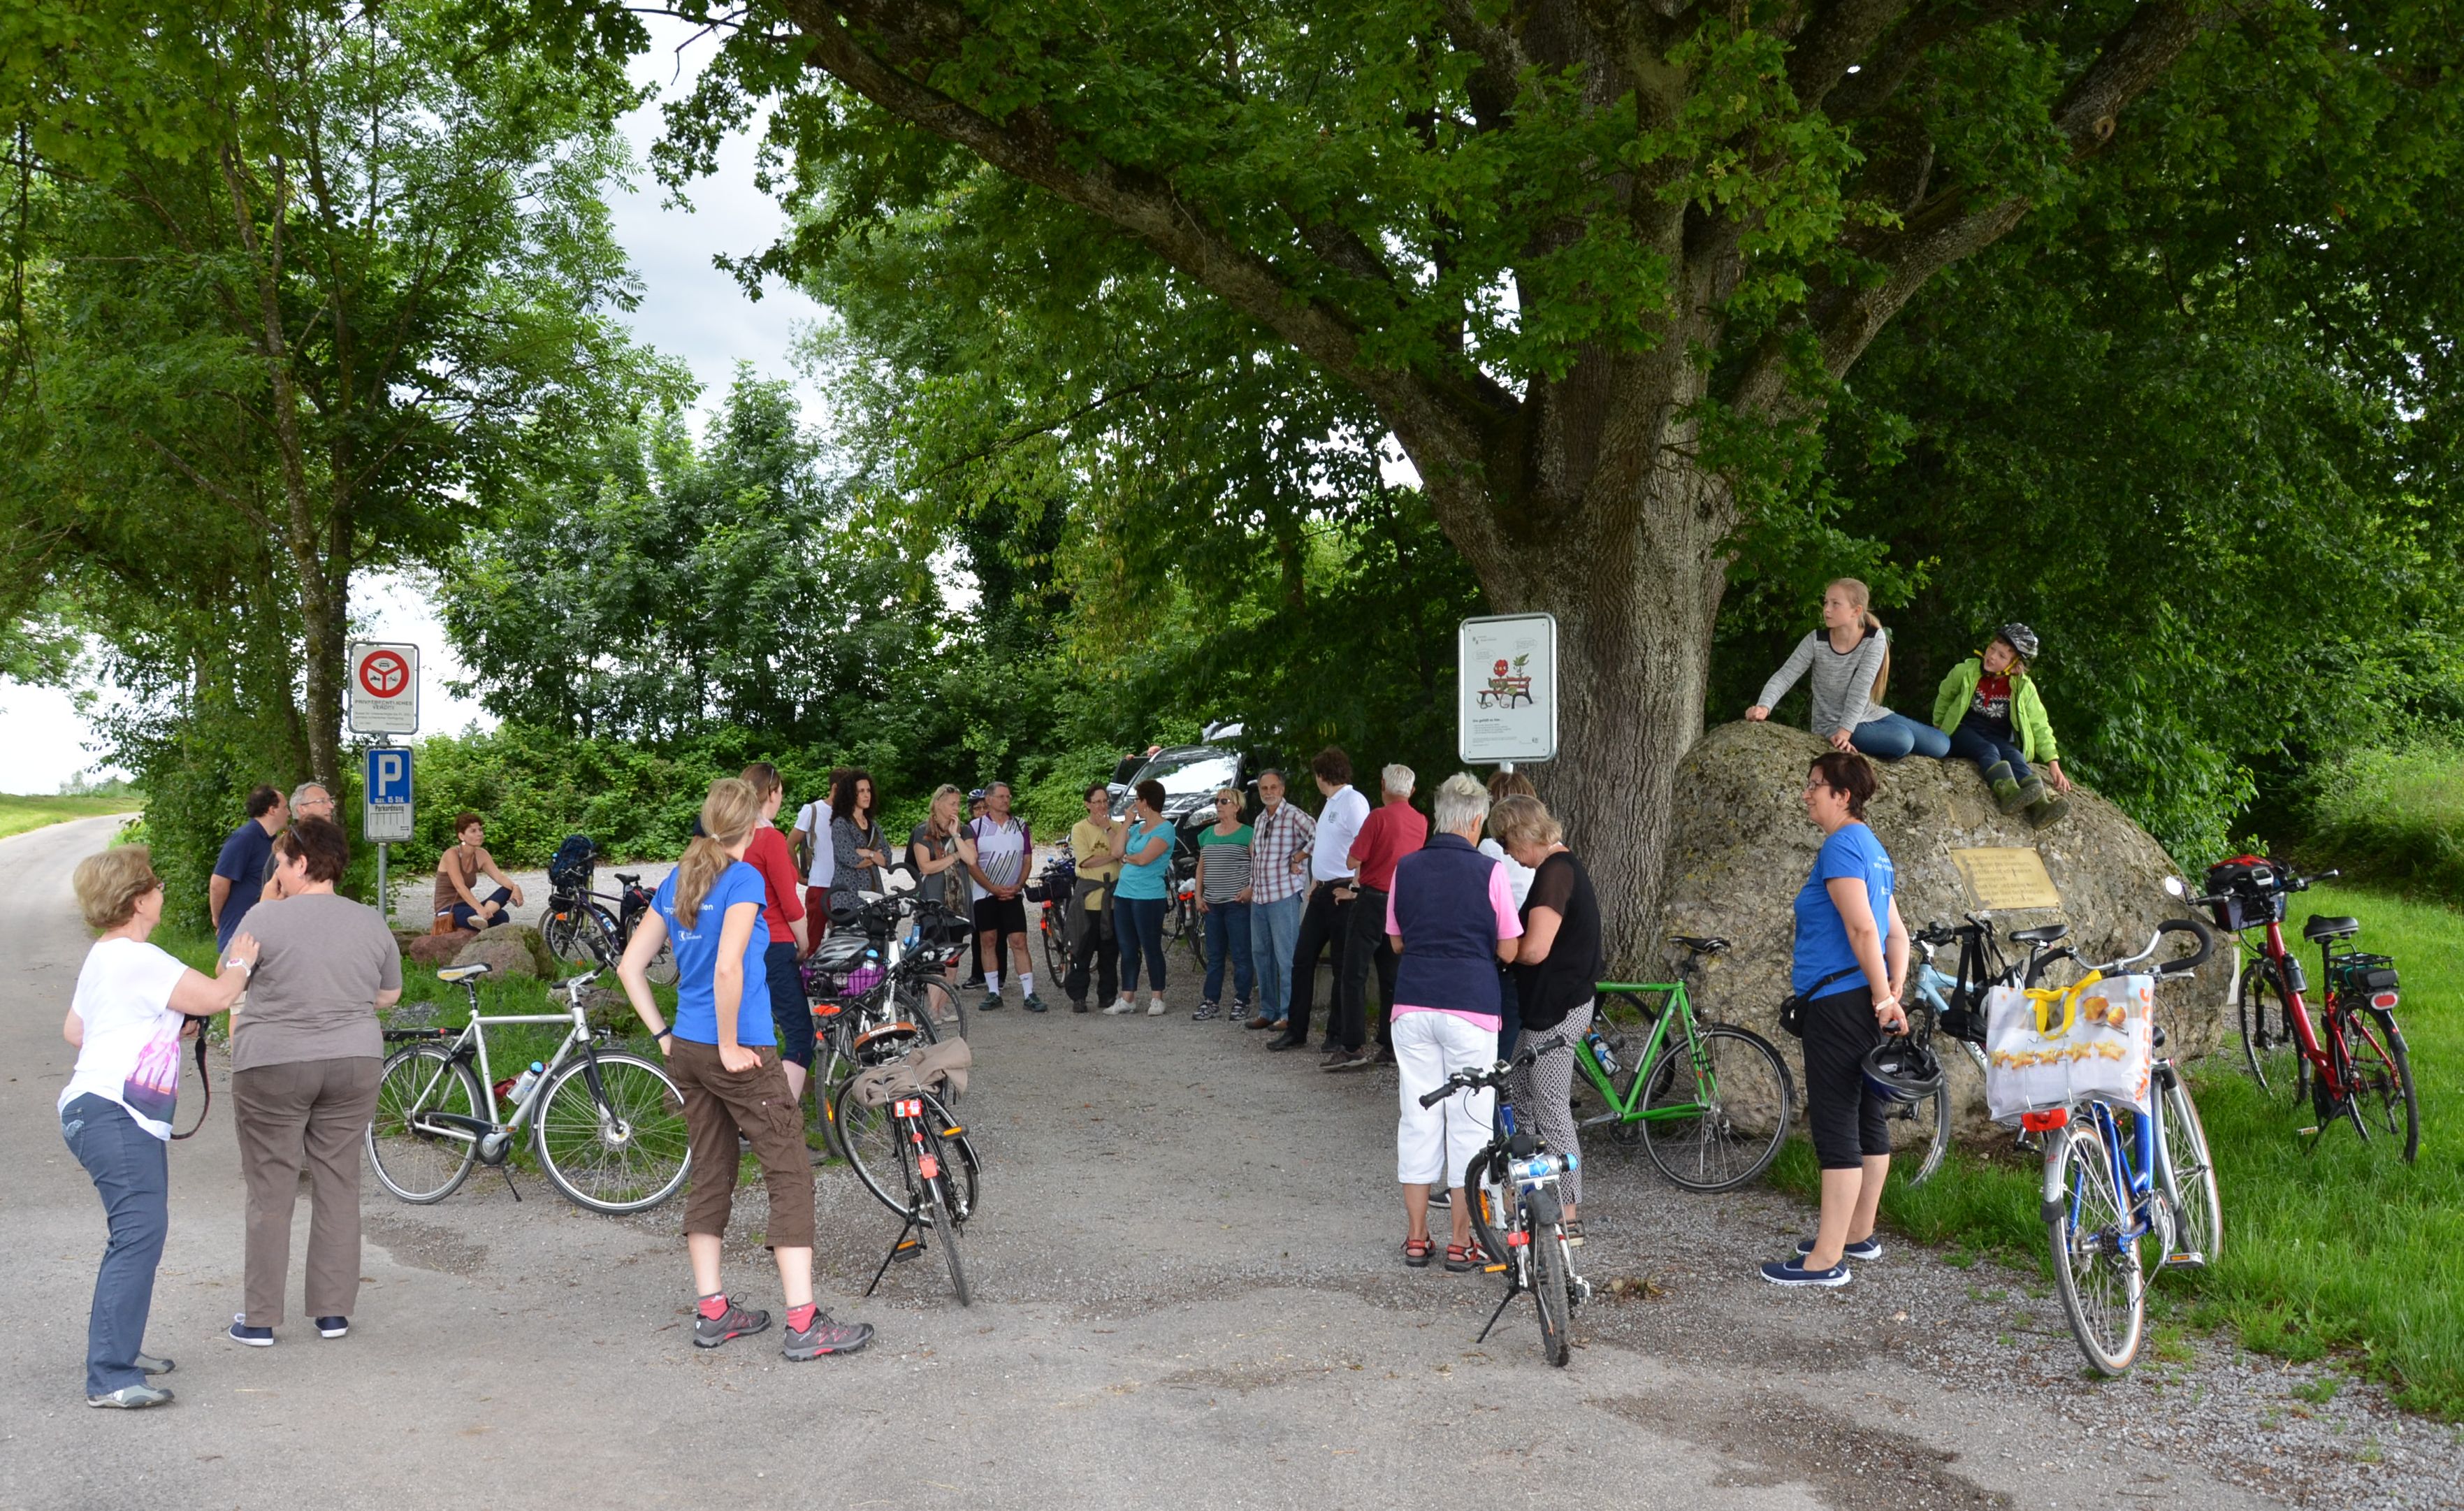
[1951,847,2062,911]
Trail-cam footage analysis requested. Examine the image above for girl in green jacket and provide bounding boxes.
[1932,623,2072,827]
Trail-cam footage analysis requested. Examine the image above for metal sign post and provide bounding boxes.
[365,744,414,925]
[1458,613,1560,765]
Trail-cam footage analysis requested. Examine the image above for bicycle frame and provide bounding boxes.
[2048,1097,2168,1259]
[1572,978,1713,1129]
[389,995,604,1152]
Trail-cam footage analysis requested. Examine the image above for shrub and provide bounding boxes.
[2303,739,2464,901]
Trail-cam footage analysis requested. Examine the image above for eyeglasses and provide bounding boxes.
[1215,797,1238,806]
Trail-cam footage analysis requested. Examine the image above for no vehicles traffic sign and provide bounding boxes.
[348,642,419,735]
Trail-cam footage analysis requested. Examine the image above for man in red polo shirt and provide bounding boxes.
[1327,764,1427,1072]
[739,762,813,1102]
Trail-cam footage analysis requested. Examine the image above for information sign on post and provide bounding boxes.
[1457,612,1558,765]
[347,642,420,735]
[364,746,414,842]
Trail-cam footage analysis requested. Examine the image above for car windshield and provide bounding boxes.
[1135,750,1238,796]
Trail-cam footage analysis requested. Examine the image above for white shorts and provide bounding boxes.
[1393,1008,1497,1189]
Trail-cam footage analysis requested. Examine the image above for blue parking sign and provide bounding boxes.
[364,746,414,841]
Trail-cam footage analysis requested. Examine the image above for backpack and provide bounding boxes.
[546,833,597,893]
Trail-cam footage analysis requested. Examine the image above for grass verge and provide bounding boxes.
[1773,881,2463,1417]
[0,791,142,841]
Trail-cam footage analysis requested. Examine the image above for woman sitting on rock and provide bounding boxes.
[1931,622,2071,827]
[1746,579,1949,761]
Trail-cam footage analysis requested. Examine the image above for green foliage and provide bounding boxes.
[2303,741,2464,902]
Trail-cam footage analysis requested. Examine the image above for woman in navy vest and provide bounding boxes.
[1386,774,1524,1273]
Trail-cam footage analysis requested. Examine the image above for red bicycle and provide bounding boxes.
[2201,858,2418,1162]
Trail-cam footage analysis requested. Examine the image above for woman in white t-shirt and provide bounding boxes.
[57,846,257,1408]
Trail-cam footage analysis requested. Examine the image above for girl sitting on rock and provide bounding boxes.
[1746,579,1950,761]
[1931,623,2071,827]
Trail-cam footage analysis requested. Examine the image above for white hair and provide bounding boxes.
[1431,772,1489,834]
[1381,763,1415,796]
[290,781,329,807]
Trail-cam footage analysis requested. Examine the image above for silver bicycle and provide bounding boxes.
[367,964,690,1213]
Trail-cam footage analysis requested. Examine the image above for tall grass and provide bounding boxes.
[0,791,144,841]
[1772,881,2464,1417]
[2305,741,2464,901]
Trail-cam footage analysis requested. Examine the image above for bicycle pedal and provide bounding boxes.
[2298,1125,2320,1136]
[1484,1263,1509,1275]
[2162,1251,2206,1271]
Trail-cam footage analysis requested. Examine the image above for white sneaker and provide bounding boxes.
[1145,996,1167,1015]
[1103,997,1136,1015]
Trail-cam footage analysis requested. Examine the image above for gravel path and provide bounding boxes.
[8,818,2454,1509]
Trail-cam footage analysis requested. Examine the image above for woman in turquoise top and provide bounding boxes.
[1104,779,1174,1015]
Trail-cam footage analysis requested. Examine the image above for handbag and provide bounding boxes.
[1983,971,2156,1121]
[1777,966,1864,1039]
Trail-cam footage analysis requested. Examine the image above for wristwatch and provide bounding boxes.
[222,956,253,975]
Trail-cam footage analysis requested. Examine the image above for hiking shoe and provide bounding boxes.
[87,1382,174,1409]
[1103,997,1137,1015]
[1319,1048,1354,1069]
[977,990,1003,1012]
[1022,993,1050,1014]
[314,1316,349,1338]
[692,1299,772,1349]
[133,1352,174,1376]
[1797,1235,1883,1262]
[2025,792,2070,829]
[1230,1000,1250,1022]
[783,1309,874,1361]
[1192,1001,1222,1022]
[1324,1047,1376,1073]
[1760,1259,1853,1287]
[226,1317,274,1347]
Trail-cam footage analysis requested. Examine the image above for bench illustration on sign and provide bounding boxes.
[1477,655,1535,709]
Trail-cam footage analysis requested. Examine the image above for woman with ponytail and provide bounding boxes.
[618,779,873,1361]
[1746,578,1950,761]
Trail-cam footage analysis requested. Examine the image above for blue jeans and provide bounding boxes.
[1249,891,1303,1024]
[61,1094,170,1396]
[448,885,514,930]
[1949,723,2032,783]
[1848,710,1951,761]
[1201,900,1255,1006]
[1116,895,1168,994]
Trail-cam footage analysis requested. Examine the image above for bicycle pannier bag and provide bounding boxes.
[1984,973,2155,1121]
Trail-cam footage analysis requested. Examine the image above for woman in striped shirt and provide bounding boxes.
[1192,788,1255,1022]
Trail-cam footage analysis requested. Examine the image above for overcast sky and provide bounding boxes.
[0,20,818,795]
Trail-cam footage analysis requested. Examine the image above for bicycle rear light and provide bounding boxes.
[2371,991,2399,1010]
[2020,1108,2070,1132]
[893,1097,923,1118]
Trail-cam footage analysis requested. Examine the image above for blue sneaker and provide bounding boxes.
[315,1316,349,1338]
[226,1316,275,1347]
[1797,1235,1883,1262]
[1760,1259,1853,1287]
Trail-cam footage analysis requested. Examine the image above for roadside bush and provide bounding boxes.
[2303,739,2464,902]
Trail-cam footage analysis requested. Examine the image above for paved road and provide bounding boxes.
[0,815,2365,1510]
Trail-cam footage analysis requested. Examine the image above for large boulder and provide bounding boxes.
[403,932,468,968]
[1657,720,2231,1140]
[446,922,553,981]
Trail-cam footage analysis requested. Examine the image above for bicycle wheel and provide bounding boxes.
[1530,1221,1573,1368]
[2154,1066,2221,1266]
[533,1051,692,1213]
[544,904,593,965]
[894,974,967,1043]
[2344,1007,2420,1163]
[1638,1025,1794,1192]
[2236,962,2301,1101]
[367,1044,484,1204]
[2048,1121,2145,1375]
[830,1078,977,1220]
[1462,1148,1511,1266]
[1902,1081,1954,1187]
[928,1151,973,1307]
[1040,904,1068,981]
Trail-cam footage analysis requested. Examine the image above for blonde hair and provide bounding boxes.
[1488,794,1562,850]
[676,778,762,930]
[75,846,161,933]
[929,783,964,826]
[1826,577,1892,704]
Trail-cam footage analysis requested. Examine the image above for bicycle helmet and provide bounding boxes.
[1862,1038,1945,1106]
[1995,622,2040,659]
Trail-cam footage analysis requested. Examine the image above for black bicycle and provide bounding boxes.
[809,892,971,1153]
[835,1039,980,1306]
[544,845,674,986]
[1420,1049,1589,1368]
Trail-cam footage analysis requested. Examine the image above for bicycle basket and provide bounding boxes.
[546,833,597,891]
[2203,856,2287,932]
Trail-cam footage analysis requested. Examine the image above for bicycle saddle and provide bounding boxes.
[2303,914,2360,942]
[1670,934,1730,955]
[436,962,493,983]
[2008,923,2068,946]
[614,872,642,884]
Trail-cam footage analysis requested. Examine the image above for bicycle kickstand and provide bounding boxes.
[861,1212,927,1299]
[1474,1277,1523,1345]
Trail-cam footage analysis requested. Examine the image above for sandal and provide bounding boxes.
[1402,1236,1435,1268]
[1444,1241,1483,1273]
[1562,1220,1586,1248]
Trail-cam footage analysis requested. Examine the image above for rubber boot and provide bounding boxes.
[2025,790,2071,828]
[1985,760,2028,814]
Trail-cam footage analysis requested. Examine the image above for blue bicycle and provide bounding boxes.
[1901,914,2066,1185]
[2031,904,2218,1375]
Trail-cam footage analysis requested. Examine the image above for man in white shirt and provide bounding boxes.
[966,781,1045,1013]
[1268,747,1370,1053]
[789,768,846,956]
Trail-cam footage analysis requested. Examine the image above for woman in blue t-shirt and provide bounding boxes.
[1103,779,1175,1016]
[618,777,871,1361]
[1765,750,1911,1289]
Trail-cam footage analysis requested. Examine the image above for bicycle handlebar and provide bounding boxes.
[2064,916,2216,980]
[1417,1047,1538,1108]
